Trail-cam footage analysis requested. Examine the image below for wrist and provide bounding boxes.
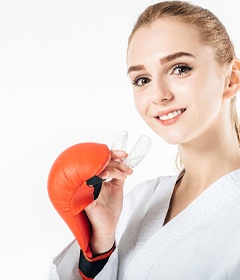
[90,233,115,256]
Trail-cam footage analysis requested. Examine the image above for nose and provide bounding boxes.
[151,78,173,105]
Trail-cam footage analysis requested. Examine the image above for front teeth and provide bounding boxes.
[159,109,185,121]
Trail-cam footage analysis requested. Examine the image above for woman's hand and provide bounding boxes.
[85,150,133,255]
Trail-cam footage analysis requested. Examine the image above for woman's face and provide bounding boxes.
[127,19,229,145]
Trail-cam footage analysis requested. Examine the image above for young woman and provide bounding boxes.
[49,1,240,279]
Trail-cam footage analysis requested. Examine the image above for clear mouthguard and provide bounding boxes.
[111,131,128,151]
[111,131,152,168]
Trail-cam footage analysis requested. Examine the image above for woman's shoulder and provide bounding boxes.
[116,174,178,236]
[125,173,178,202]
[123,174,177,215]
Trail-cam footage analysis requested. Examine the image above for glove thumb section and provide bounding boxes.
[48,142,111,258]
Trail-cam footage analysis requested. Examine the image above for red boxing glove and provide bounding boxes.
[47,142,111,260]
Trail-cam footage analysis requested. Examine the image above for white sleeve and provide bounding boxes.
[48,240,81,280]
[48,261,60,280]
[48,239,118,280]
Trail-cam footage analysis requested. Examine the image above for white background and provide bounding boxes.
[0,0,239,279]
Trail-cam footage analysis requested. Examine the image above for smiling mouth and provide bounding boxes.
[158,109,186,121]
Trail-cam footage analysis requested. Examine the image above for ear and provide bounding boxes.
[223,58,240,99]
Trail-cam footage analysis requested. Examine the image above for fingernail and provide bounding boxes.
[101,171,109,179]
[115,150,126,156]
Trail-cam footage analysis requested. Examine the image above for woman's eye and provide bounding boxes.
[170,64,192,76]
[132,77,151,87]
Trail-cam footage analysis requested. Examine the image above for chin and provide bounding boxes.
[153,129,184,145]
[164,138,182,145]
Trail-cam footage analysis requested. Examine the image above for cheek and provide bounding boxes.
[191,79,223,109]
[133,94,142,113]
[134,94,148,118]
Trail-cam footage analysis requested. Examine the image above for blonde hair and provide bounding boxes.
[128,1,240,169]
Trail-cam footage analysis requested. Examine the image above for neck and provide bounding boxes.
[178,124,240,191]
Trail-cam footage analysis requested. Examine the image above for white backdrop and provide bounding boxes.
[0,0,239,279]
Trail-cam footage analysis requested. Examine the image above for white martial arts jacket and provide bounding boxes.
[49,169,240,280]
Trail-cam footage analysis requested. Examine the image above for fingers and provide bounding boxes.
[98,150,133,181]
[110,150,128,160]
[105,161,133,180]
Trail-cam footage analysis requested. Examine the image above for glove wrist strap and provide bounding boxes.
[78,243,115,279]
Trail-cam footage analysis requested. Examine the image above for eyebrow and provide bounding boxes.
[160,52,195,64]
[127,65,146,75]
[127,52,195,75]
